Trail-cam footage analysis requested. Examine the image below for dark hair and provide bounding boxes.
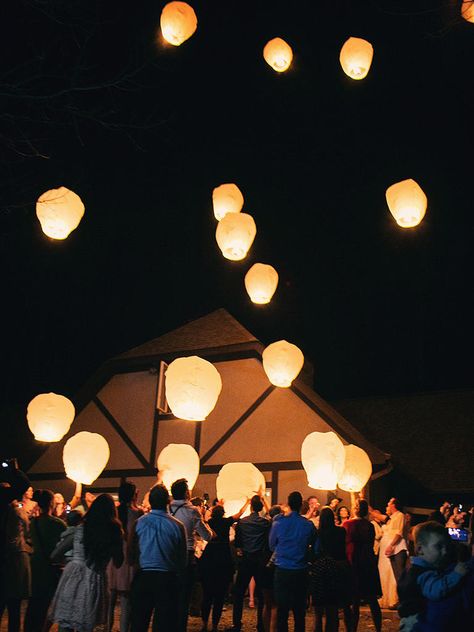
[170,478,188,500]
[251,495,263,513]
[36,489,54,513]
[319,506,337,552]
[391,497,403,512]
[118,481,136,534]
[211,504,225,519]
[414,521,449,548]
[337,505,350,521]
[269,505,282,519]
[149,484,169,510]
[300,500,309,515]
[66,510,83,527]
[288,491,303,512]
[83,494,122,570]
[356,499,369,518]
[191,497,204,507]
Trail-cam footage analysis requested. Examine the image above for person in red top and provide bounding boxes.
[344,499,382,632]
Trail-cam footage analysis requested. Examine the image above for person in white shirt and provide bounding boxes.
[384,497,408,583]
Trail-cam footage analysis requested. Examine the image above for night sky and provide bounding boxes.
[1,1,473,459]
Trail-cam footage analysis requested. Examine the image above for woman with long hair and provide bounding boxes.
[49,493,123,631]
[107,481,142,632]
[310,507,352,632]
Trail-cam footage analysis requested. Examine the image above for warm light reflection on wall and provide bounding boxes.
[339,37,374,80]
[215,212,256,261]
[263,38,293,72]
[262,340,304,387]
[36,186,85,240]
[160,1,197,46]
[63,431,110,484]
[244,263,279,304]
[27,392,75,442]
[212,183,244,221]
[301,431,346,490]
[386,178,427,228]
[338,444,372,492]
[157,443,200,491]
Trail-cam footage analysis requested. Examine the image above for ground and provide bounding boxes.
[1,605,399,631]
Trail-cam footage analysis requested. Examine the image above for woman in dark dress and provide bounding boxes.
[198,501,248,632]
[343,499,382,632]
[310,507,352,632]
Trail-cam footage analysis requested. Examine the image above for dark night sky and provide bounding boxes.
[1,0,473,457]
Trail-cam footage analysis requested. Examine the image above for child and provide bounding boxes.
[397,521,472,631]
[50,509,83,565]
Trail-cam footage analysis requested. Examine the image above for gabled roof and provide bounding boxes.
[117,309,257,360]
[334,389,474,493]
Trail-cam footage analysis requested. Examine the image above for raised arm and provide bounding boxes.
[418,564,467,601]
[232,498,250,520]
[69,482,82,509]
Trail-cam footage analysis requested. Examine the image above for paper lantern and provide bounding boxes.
[63,431,110,485]
[338,444,372,492]
[216,462,265,517]
[339,37,374,80]
[263,38,293,72]
[27,392,75,442]
[160,1,197,46]
[301,431,346,490]
[245,263,279,305]
[386,178,427,228]
[157,443,200,491]
[215,212,256,261]
[212,183,244,221]
[36,186,85,240]
[262,340,304,387]
[165,356,222,421]
[461,1,474,23]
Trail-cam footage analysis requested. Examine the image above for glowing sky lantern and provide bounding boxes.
[36,186,85,240]
[262,340,304,387]
[339,37,374,80]
[461,1,474,23]
[215,212,256,261]
[63,431,110,485]
[263,37,293,72]
[160,1,197,46]
[385,178,427,228]
[244,263,279,305]
[216,462,265,517]
[301,431,346,490]
[212,183,244,221]
[27,392,75,442]
[157,443,200,491]
[165,356,222,421]
[338,444,372,492]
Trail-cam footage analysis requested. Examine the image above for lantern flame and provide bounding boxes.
[339,37,374,80]
[263,38,293,73]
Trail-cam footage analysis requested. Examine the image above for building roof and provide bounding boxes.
[116,309,257,360]
[334,389,474,494]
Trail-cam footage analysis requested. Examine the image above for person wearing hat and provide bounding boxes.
[327,492,343,515]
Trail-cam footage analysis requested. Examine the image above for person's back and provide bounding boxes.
[135,507,186,573]
[270,509,315,570]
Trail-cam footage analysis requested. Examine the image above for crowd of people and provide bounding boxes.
[0,464,473,632]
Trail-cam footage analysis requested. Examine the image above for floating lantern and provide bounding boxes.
[36,186,85,240]
[160,1,197,46]
[245,263,279,305]
[301,431,346,490]
[215,212,256,261]
[27,392,75,442]
[157,443,200,491]
[338,444,372,492]
[263,38,293,72]
[385,178,427,228]
[262,340,304,387]
[461,1,474,22]
[212,183,244,221]
[165,356,222,421]
[216,462,265,517]
[63,431,110,484]
[339,37,374,80]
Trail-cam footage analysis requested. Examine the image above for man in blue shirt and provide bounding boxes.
[269,491,317,632]
[129,484,187,632]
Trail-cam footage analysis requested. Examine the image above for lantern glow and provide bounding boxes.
[262,340,304,387]
[215,212,256,261]
[27,392,75,442]
[386,178,427,228]
[36,186,85,240]
[301,431,346,490]
[160,1,197,46]
[461,1,474,22]
[216,462,265,517]
[212,183,244,221]
[338,444,372,493]
[245,263,279,304]
[165,356,222,421]
[339,37,374,80]
[157,443,200,491]
[263,38,293,72]
[63,431,110,484]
